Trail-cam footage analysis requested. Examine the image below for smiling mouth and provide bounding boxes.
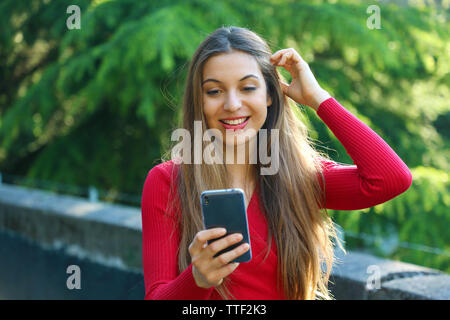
[219,117,250,125]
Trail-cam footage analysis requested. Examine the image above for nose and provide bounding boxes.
[223,90,242,112]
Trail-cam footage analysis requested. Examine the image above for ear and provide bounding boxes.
[267,93,272,107]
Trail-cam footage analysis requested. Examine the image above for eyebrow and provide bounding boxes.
[202,74,259,85]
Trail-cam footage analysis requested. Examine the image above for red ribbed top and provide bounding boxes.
[140,97,412,300]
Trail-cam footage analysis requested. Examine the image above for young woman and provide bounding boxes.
[141,26,412,300]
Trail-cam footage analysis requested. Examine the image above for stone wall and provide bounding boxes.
[0,183,448,299]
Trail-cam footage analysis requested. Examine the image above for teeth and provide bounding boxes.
[221,117,248,125]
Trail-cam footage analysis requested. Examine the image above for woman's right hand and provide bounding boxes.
[189,228,250,289]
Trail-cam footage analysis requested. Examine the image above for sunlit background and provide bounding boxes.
[0,0,448,279]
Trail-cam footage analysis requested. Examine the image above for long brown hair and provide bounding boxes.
[162,26,343,300]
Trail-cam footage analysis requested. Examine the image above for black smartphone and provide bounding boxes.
[200,188,252,263]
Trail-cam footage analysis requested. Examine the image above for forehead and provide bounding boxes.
[202,51,262,80]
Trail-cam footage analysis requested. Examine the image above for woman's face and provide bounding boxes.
[201,50,272,147]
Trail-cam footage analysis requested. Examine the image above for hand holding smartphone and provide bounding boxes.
[189,188,252,289]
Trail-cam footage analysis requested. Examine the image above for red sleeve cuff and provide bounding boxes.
[179,264,215,300]
[316,96,336,115]
[146,264,215,300]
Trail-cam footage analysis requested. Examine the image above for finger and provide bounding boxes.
[214,262,241,280]
[270,49,289,64]
[270,49,285,61]
[189,228,227,256]
[278,51,292,66]
[214,242,250,267]
[274,49,304,68]
[279,81,289,95]
[271,53,286,65]
[288,52,301,65]
[206,232,243,258]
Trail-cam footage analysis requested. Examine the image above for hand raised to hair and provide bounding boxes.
[270,48,331,111]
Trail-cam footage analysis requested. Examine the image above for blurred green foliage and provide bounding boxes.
[0,0,448,271]
[331,166,450,272]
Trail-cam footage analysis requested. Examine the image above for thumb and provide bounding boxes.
[280,81,289,95]
[230,262,240,270]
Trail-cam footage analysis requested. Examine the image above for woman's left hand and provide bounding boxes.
[270,48,331,111]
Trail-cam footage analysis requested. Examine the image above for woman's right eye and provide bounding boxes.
[206,90,220,95]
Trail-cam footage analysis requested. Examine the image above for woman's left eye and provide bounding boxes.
[206,87,256,95]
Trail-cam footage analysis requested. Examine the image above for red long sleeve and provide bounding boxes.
[141,163,214,300]
[140,96,412,300]
[316,97,412,210]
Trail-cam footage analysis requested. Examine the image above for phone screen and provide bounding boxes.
[200,188,252,263]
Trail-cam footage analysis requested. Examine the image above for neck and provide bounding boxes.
[224,150,257,189]
[221,136,258,189]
